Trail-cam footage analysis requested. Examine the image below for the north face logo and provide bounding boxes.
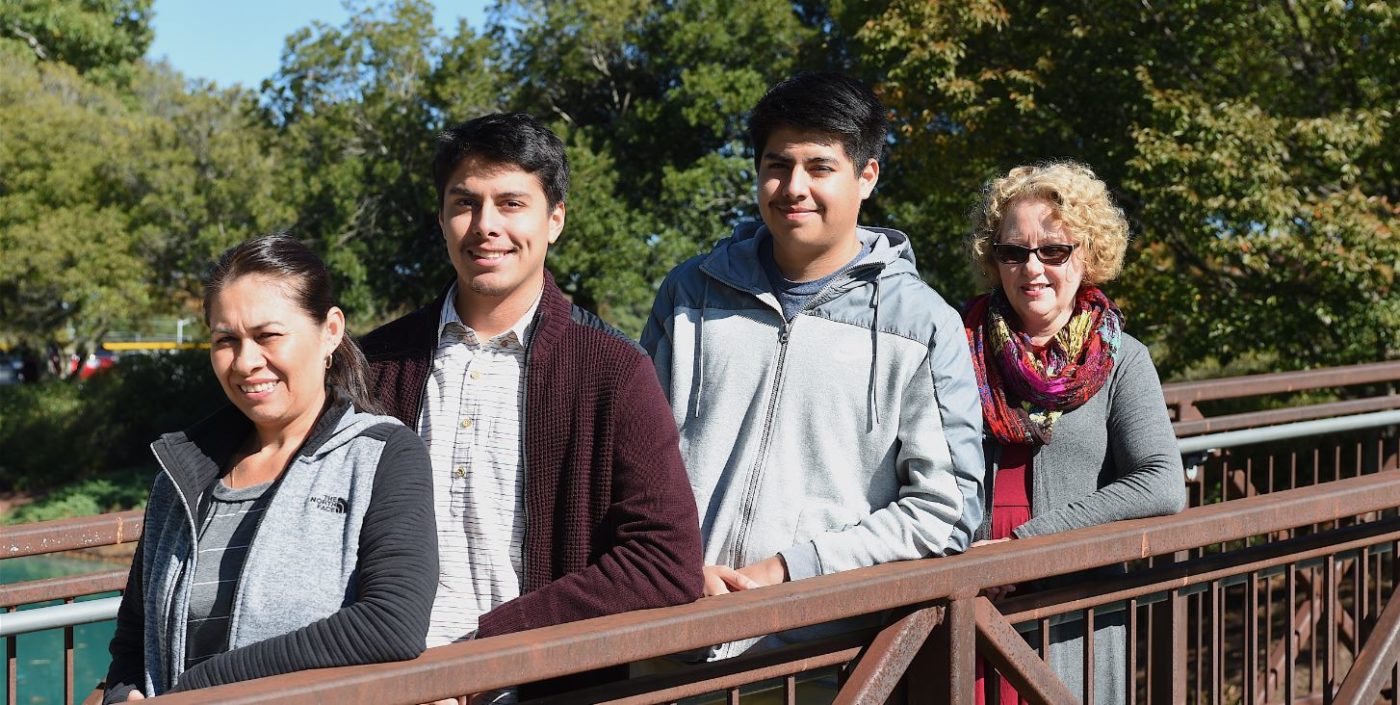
[308,495,348,514]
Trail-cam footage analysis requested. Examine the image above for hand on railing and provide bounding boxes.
[971,538,1017,602]
[702,555,789,596]
[422,693,484,705]
[703,565,760,595]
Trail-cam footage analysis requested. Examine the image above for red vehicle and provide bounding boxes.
[76,350,118,380]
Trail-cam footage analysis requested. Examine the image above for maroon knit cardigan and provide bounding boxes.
[360,273,704,639]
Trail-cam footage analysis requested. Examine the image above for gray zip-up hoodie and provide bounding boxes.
[642,223,985,653]
[103,399,436,699]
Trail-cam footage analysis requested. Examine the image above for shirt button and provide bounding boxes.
[460,418,474,429]
[454,466,467,478]
[470,370,482,380]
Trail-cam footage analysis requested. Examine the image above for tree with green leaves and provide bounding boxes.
[2,0,1394,379]
[0,42,287,364]
[847,0,1398,376]
[0,0,153,76]
[259,0,503,324]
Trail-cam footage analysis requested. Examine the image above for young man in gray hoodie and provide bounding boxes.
[641,72,985,658]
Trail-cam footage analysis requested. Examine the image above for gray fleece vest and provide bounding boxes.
[138,406,404,694]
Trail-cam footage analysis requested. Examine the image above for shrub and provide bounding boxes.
[3,469,152,525]
[0,350,225,494]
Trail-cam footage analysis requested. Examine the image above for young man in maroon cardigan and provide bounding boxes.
[361,113,703,691]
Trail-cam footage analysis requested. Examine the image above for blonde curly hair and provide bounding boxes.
[969,161,1129,286]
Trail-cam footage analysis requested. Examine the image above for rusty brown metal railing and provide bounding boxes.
[20,470,1388,705]
[1163,360,1400,425]
[3,510,143,559]
[5,361,1400,704]
[2,510,141,705]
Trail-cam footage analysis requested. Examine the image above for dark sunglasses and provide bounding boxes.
[992,243,1076,266]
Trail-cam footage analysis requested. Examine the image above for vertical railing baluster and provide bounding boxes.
[65,602,75,705]
[1265,565,1275,704]
[1286,563,1296,705]
[1392,539,1400,705]
[1041,616,1051,674]
[1354,551,1365,661]
[1128,597,1138,705]
[1213,581,1223,705]
[1248,453,1260,497]
[1325,555,1337,705]
[948,597,975,705]
[1148,567,1186,705]
[1084,608,1096,705]
[1290,450,1298,497]
[1304,565,1316,696]
[1247,571,1258,705]
[7,606,17,705]
[1196,586,1205,705]
[1376,546,1385,640]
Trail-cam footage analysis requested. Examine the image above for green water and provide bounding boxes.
[2,555,122,705]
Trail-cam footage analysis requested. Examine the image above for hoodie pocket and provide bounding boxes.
[794,504,864,544]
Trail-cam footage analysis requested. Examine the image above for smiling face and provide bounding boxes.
[439,157,565,317]
[208,274,343,437]
[996,197,1085,343]
[757,127,878,280]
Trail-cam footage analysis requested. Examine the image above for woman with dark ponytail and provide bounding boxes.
[102,234,437,701]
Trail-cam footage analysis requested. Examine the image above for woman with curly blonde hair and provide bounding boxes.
[962,162,1185,705]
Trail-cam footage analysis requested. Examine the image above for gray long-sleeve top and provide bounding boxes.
[977,333,1187,540]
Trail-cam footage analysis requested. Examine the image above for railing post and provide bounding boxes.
[906,596,976,704]
[1149,554,1188,705]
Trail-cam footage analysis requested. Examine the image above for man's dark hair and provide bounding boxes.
[748,72,888,170]
[432,112,570,209]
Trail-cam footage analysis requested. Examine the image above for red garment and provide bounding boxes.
[362,272,704,639]
[977,444,1033,705]
[991,445,1032,536]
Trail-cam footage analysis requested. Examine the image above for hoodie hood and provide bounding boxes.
[702,221,920,296]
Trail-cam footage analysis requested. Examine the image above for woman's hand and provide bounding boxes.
[972,538,1016,602]
[121,692,145,701]
[971,537,1012,548]
[980,584,1018,602]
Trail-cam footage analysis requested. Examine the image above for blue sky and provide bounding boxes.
[146,1,490,89]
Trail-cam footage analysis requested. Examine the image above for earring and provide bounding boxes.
[325,355,333,370]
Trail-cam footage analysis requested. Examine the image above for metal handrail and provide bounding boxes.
[1162,359,1400,406]
[1172,394,1400,436]
[1177,409,1400,454]
[2,509,143,558]
[120,471,1400,704]
[0,596,121,637]
[0,568,128,608]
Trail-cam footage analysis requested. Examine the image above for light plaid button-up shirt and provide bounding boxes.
[419,285,539,648]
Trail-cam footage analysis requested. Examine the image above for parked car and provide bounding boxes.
[0,355,22,385]
[77,350,119,380]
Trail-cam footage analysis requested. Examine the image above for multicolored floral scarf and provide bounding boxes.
[962,286,1124,446]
